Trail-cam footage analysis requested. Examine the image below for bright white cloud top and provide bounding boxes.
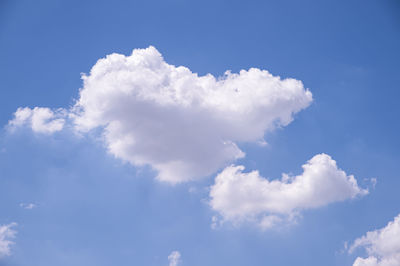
[71,46,313,183]
[8,107,65,134]
[168,250,181,266]
[349,213,400,266]
[0,223,17,258]
[210,153,368,229]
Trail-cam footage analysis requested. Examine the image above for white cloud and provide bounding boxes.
[8,107,66,134]
[0,223,17,258]
[71,46,313,183]
[209,153,368,229]
[349,213,400,266]
[19,203,36,210]
[168,250,181,266]
[7,46,312,183]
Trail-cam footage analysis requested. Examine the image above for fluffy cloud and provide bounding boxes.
[209,153,368,229]
[349,213,400,266]
[168,251,181,266]
[6,46,312,183]
[0,223,17,258]
[8,107,66,134]
[71,46,313,183]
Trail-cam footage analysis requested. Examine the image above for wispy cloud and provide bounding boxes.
[0,223,17,258]
[20,203,36,210]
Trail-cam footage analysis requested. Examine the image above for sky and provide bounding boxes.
[0,0,400,265]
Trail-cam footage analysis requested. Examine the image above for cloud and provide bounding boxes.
[349,213,400,266]
[70,46,312,183]
[19,203,36,210]
[8,107,66,134]
[6,46,312,183]
[209,153,368,229]
[168,250,181,266]
[0,223,17,258]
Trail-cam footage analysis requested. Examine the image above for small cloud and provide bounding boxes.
[209,153,368,229]
[257,139,268,147]
[336,241,349,255]
[349,213,400,266]
[8,107,66,134]
[0,222,17,258]
[362,178,377,190]
[168,251,181,266]
[20,203,36,210]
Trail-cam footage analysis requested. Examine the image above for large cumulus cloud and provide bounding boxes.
[71,46,312,183]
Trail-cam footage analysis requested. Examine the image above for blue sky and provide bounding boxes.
[1,0,400,265]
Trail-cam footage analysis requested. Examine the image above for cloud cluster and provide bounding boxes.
[8,107,66,134]
[210,153,368,229]
[70,46,313,183]
[168,250,181,266]
[350,213,400,266]
[0,223,17,258]
[5,47,371,233]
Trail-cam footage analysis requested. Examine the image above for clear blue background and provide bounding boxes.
[0,0,399,265]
